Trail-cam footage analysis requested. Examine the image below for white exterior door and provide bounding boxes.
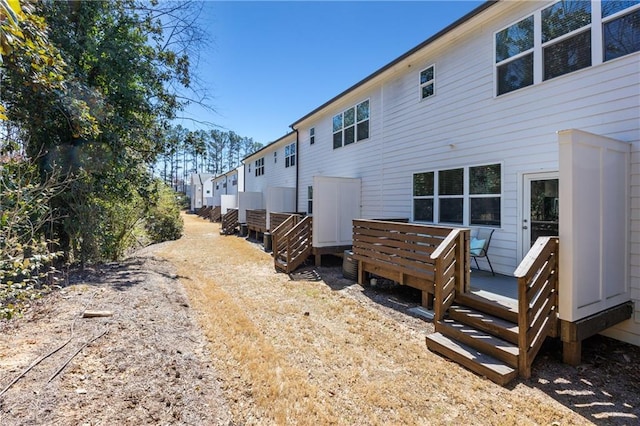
[522,172,559,256]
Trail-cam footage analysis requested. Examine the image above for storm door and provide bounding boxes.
[523,173,559,252]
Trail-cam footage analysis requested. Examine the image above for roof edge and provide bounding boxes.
[290,0,498,128]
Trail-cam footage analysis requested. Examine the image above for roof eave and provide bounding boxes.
[289,0,498,128]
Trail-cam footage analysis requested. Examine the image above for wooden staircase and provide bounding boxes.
[272,215,312,273]
[210,206,222,222]
[427,297,520,385]
[221,208,239,235]
[426,236,559,385]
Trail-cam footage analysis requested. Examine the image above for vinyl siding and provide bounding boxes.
[294,1,639,343]
[244,133,297,195]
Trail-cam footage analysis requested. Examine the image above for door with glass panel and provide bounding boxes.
[523,173,559,253]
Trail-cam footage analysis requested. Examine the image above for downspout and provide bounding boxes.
[290,125,299,212]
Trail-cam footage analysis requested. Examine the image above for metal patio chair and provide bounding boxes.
[470,228,495,276]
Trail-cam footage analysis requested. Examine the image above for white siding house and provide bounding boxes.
[189,173,214,211]
[243,131,297,194]
[243,132,298,228]
[290,1,640,345]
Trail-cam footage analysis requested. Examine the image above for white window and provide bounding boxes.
[255,157,264,177]
[495,15,534,95]
[310,127,315,145]
[602,1,640,61]
[307,186,313,214]
[495,1,640,96]
[274,151,277,164]
[412,163,501,227]
[332,99,369,149]
[419,65,435,100]
[285,143,296,168]
[541,0,592,81]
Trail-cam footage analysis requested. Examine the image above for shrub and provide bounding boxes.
[144,181,183,244]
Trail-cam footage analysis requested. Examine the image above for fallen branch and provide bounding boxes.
[47,327,109,384]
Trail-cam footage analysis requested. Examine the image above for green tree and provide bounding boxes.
[1,0,202,264]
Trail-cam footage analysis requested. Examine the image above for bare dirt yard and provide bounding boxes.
[1,212,639,425]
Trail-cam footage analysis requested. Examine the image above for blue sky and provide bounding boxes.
[178,1,485,146]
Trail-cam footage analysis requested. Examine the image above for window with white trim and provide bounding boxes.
[307,186,313,214]
[285,142,296,168]
[255,157,264,177]
[412,163,501,226]
[419,65,435,100]
[495,1,640,96]
[310,127,315,145]
[602,1,640,61]
[274,151,277,164]
[413,171,434,222]
[333,99,369,149]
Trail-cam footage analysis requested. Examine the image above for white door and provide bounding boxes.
[522,172,559,255]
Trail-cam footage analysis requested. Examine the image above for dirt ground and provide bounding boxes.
[1,212,639,425]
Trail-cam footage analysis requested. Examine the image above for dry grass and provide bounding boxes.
[155,213,593,425]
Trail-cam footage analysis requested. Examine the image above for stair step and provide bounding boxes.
[449,305,519,345]
[437,319,519,367]
[455,292,518,323]
[426,332,518,386]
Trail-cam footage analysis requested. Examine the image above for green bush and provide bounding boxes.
[0,158,63,319]
[144,181,183,244]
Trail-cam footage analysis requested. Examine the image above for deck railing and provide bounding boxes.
[197,206,212,218]
[514,236,559,378]
[221,208,239,235]
[246,209,267,234]
[352,220,467,308]
[432,228,469,321]
[273,216,312,273]
[210,206,221,222]
[270,212,305,232]
[272,214,302,261]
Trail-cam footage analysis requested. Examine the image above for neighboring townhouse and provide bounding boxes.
[189,173,214,211]
[288,0,639,347]
[242,131,298,231]
[210,166,244,212]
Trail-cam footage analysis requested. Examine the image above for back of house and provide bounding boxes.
[290,0,639,345]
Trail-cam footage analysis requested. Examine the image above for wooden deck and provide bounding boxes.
[246,209,267,238]
[351,219,568,384]
[352,219,469,308]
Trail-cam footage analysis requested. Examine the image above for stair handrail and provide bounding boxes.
[279,216,312,272]
[221,208,238,234]
[210,206,222,222]
[514,236,559,379]
[272,214,300,263]
[431,228,469,322]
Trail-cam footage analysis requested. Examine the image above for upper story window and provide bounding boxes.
[285,142,296,168]
[310,127,315,145]
[602,1,640,61]
[274,151,277,163]
[495,15,534,95]
[255,157,264,176]
[419,65,435,100]
[412,163,501,227]
[496,1,640,96]
[541,0,592,80]
[333,99,369,149]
